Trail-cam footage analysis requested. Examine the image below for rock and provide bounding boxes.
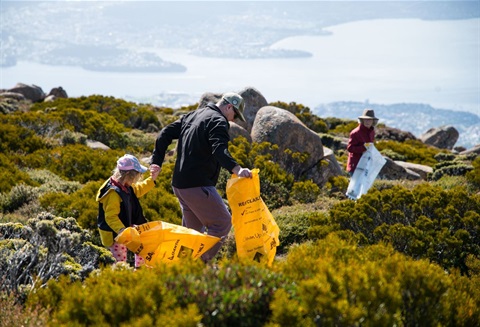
[0,91,26,101]
[453,146,467,153]
[459,144,480,156]
[198,92,219,108]
[376,126,417,142]
[47,86,68,99]
[379,157,422,180]
[303,147,345,187]
[45,87,69,102]
[236,86,268,132]
[86,139,110,150]
[251,105,326,182]
[394,161,433,180]
[420,125,459,150]
[7,83,46,103]
[44,95,56,102]
[229,122,252,143]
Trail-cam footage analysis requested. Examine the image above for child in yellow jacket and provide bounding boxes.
[96,154,160,268]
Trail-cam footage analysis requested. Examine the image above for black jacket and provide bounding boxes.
[152,103,238,188]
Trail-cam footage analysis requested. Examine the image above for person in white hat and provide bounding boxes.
[96,154,160,268]
[346,109,379,175]
[151,92,252,263]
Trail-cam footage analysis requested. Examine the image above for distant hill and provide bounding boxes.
[314,102,480,149]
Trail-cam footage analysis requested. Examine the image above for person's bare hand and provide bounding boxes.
[150,164,161,181]
[233,166,252,178]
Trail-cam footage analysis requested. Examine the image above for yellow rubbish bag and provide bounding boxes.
[226,168,280,266]
[115,221,220,266]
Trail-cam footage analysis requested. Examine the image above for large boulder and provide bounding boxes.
[251,106,330,183]
[236,86,268,132]
[198,92,219,108]
[420,125,459,150]
[7,83,46,103]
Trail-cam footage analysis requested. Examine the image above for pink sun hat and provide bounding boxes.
[117,154,148,173]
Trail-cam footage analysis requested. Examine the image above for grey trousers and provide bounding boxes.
[173,186,232,262]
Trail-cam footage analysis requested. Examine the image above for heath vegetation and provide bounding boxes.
[1,95,478,326]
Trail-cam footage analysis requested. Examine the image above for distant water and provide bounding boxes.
[1,18,479,116]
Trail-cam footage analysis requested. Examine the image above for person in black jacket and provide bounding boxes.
[151,92,252,262]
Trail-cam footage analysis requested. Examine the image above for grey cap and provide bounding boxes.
[222,92,245,122]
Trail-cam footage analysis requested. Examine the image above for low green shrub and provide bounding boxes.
[324,175,349,197]
[57,129,87,146]
[0,121,50,154]
[376,139,440,166]
[31,95,162,132]
[290,180,321,204]
[273,211,316,255]
[0,154,39,193]
[380,148,407,161]
[7,227,478,327]
[434,152,457,162]
[54,108,129,148]
[0,212,115,299]
[430,162,473,181]
[328,120,357,137]
[26,260,292,327]
[466,156,480,190]
[8,104,129,148]
[319,133,345,151]
[40,145,123,183]
[6,200,45,224]
[432,175,470,191]
[39,181,102,230]
[0,184,37,213]
[123,129,157,152]
[0,98,19,114]
[318,183,480,274]
[27,169,82,195]
[271,235,479,326]
[222,137,294,210]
